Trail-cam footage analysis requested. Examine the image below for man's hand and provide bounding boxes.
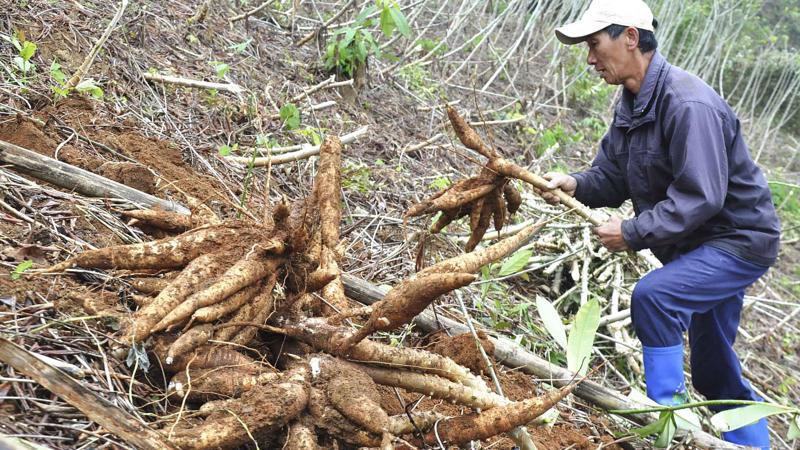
[593,216,630,252]
[539,172,577,205]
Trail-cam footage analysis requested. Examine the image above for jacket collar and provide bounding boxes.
[614,51,668,129]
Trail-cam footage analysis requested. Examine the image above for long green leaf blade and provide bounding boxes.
[567,298,600,375]
[535,295,567,350]
[710,403,792,432]
[497,249,531,277]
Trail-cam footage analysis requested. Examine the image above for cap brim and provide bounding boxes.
[555,19,610,45]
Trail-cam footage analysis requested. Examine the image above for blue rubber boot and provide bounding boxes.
[721,416,770,449]
[643,344,688,406]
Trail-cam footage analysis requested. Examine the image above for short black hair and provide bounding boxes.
[604,19,658,53]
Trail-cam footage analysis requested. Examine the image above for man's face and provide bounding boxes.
[585,30,632,85]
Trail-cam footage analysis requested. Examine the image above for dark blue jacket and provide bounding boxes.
[572,51,780,266]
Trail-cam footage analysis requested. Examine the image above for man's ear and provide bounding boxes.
[625,27,640,51]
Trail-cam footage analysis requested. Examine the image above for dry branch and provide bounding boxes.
[142,72,245,94]
[0,139,189,214]
[64,0,129,90]
[0,338,177,450]
[224,126,369,166]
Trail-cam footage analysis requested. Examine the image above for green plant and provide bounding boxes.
[10,260,33,280]
[323,1,411,79]
[217,143,238,157]
[1,33,37,85]
[397,63,440,100]
[279,103,301,130]
[342,161,373,194]
[228,38,252,54]
[209,61,229,80]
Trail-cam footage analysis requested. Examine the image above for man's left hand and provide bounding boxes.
[593,216,630,252]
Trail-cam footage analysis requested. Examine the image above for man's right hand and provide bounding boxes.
[539,172,577,205]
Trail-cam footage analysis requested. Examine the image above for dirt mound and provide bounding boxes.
[430,330,496,376]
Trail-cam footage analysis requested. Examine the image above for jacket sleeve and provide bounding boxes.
[621,102,729,250]
[572,132,630,208]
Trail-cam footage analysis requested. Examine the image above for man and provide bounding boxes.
[543,0,781,448]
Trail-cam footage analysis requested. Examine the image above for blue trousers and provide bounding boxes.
[631,245,768,408]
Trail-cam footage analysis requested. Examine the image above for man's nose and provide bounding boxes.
[587,51,596,66]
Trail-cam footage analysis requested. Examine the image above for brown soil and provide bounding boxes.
[429,330,496,376]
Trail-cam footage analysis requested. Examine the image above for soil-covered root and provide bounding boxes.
[356,364,506,409]
[334,272,476,351]
[465,193,495,252]
[284,414,319,450]
[503,183,523,215]
[43,223,257,273]
[418,221,545,276]
[282,318,489,392]
[167,365,309,450]
[166,324,214,364]
[313,355,390,436]
[388,411,446,435]
[152,256,282,333]
[446,106,499,159]
[416,384,576,446]
[229,274,279,345]
[190,282,260,323]
[121,252,228,344]
[308,387,383,447]
[127,273,177,295]
[168,367,280,402]
[161,343,264,374]
[405,182,496,218]
[120,208,194,231]
[314,136,343,249]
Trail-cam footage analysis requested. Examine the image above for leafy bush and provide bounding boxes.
[323,1,411,79]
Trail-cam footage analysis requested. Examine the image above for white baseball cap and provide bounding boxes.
[555,0,655,45]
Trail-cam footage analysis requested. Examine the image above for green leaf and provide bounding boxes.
[711,403,793,432]
[566,298,600,375]
[228,38,252,54]
[50,60,66,84]
[480,265,491,299]
[218,144,232,156]
[379,6,395,37]
[279,103,301,130]
[20,41,36,61]
[654,411,677,447]
[788,414,799,440]
[535,295,567,350]
[10,260,33,281]
[389,6,411,38]
[209,61,229,79]
[497,249,531,277]
[629,410,671,438]
[75,79,103,99]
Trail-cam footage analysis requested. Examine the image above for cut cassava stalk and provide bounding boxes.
[334,272,476,351]
[486,157,599,226]
[167,365,309,450]
[0,338,177,450]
